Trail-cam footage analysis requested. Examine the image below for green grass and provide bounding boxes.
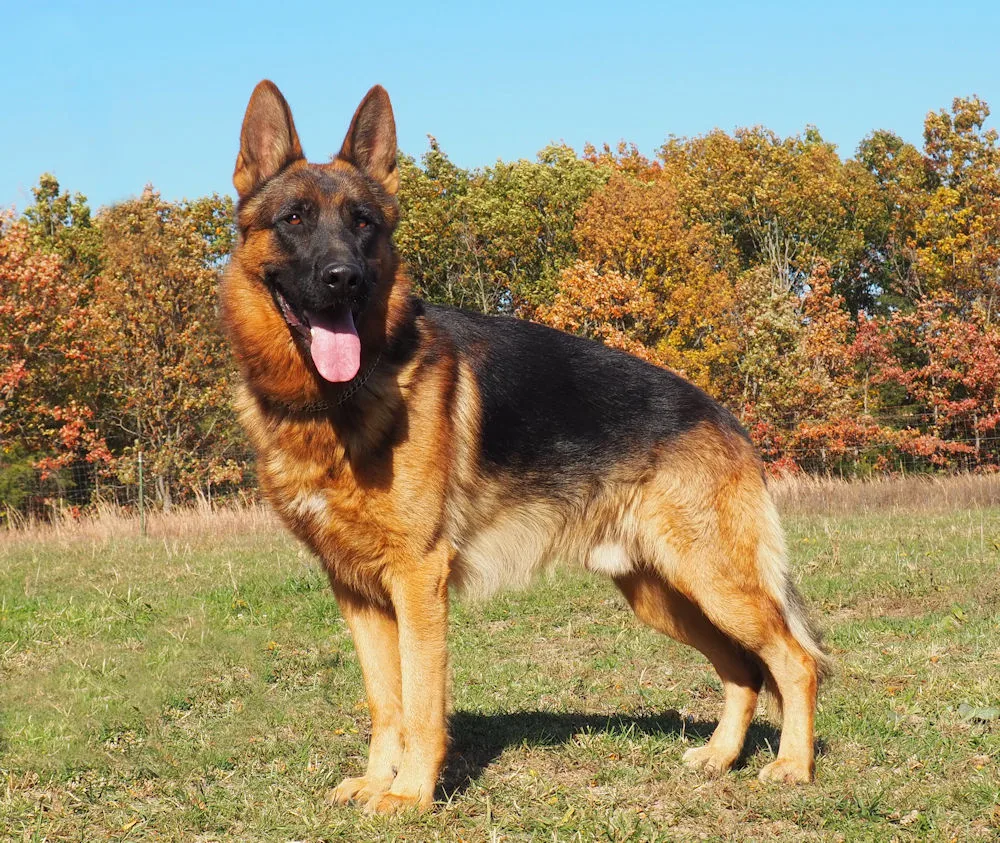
[2,507,999,841]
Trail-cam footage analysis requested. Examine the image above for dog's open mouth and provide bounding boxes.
[274,289,361,383]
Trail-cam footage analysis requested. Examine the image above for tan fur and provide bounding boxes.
[221,82,828,815]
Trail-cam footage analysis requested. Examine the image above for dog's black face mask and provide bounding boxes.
[256,169,386,383]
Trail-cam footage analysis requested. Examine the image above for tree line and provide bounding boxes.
[2,96,999,517]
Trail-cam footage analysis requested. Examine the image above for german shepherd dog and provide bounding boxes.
[220,81,829,814]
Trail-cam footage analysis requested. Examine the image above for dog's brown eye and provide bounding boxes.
[356,217,369,229]
[286,213,302,225]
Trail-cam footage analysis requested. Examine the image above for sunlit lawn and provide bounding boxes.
[2,502,999,840]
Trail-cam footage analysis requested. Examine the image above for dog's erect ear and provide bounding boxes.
[233,80,304,198]
[337,86,399,195]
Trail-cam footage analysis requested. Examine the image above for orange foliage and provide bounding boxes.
[536,172,738,392]
[0,215,108,477]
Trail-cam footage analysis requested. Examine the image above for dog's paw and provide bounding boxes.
[329,774,394,806]
[365,789,433,815]
[757,757,813,784]
[682,744,737,777]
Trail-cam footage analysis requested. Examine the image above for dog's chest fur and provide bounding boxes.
[234,369,455,601]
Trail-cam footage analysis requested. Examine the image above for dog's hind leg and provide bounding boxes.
[615,571,762,775]
[642,458,827,783]
[676,572,820,783]
[329,585,404,808]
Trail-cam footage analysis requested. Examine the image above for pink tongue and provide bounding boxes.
[308,308,361,382]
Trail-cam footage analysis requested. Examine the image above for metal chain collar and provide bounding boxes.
[286,351,383,414]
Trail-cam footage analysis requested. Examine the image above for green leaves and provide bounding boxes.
[396,141,609,313]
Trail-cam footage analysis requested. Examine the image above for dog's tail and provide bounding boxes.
[755,490,832,714]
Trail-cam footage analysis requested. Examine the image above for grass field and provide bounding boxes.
[2,481,999,841]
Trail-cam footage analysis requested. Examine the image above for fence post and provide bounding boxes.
[138,450,146,538]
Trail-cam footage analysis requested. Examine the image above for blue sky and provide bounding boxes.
[3,0,999,211]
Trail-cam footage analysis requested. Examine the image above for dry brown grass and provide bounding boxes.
[771,471,1000,516]
[0,498,278,546]
[4,473,999,547]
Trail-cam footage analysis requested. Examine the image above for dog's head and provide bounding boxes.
[229,81,400,384]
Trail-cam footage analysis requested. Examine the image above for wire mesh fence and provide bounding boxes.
[0,447,261,530]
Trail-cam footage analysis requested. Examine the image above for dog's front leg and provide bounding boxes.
[330,585,404,809]
[368,546,451,814]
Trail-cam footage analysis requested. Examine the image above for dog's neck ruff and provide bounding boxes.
[268,351,383,414]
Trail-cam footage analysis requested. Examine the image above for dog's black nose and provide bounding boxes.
[322,263,360,296]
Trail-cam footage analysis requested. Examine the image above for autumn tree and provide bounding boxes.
[856,130,928,307]
[464,144,610,310]
[535,259,662,364]
[659,127,887,315]
[0,214,108,516]
[91,188,241,507]
[22,173,103,283]
[916,96,1000,315]
[874,295,1000,468]
[556,171,738,392]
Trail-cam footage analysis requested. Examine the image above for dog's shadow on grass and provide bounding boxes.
[441,709,792,797]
